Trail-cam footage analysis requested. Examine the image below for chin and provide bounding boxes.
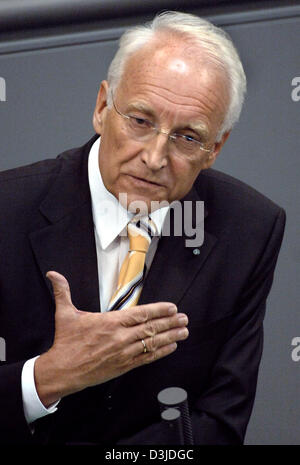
[121,193,168,215]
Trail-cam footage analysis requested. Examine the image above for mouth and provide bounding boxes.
[126,174,164,188]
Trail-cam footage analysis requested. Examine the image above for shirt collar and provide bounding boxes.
[88,137,169,250]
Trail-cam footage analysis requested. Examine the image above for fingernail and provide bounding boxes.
[177,314,188,324]
[178,328,189,338]
[168,305,177,314]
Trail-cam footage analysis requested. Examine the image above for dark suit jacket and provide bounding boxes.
[0,135,285,445]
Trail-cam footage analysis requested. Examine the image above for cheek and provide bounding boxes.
[100,130,127,175]
[99,138,142,192]
[170,159,202,196]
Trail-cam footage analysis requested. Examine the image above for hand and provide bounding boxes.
[35,271,189,407]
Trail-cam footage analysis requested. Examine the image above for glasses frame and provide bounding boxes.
[111,94,213,155]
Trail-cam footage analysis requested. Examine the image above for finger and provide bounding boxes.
[141,313,188,339]
[46,271,73,309]
[132,342,178,367]
[121,302,178,327]
[125,326,188,360]
[129,313,188,342]
[143,326,189,353]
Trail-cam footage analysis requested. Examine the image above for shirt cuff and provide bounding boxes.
[21,356,60,424]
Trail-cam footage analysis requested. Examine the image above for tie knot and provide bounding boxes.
[127,216,157,253]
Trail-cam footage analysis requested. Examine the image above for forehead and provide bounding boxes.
[115,40,229,132]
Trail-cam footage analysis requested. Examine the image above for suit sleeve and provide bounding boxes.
[0,361,36,444]
[117,207,286,445]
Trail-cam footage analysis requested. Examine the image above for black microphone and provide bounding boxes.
[157,387,193,445]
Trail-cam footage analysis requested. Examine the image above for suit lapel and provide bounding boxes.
[29,136,100,313]
[29,202,100,313]
[140,184,218,309]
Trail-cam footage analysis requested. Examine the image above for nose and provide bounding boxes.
[141,133,168,171]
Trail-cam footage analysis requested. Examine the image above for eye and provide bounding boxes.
[135,117,147,125]
[174,133,205,154]
[182,135,197,143]
[130,116,152,128]
[176,133,200,145]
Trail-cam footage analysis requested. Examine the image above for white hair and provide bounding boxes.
[107,11,247,141]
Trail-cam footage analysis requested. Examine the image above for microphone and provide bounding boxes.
[157,387,193,445]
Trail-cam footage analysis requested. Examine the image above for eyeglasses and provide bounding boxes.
[111,95,213,159]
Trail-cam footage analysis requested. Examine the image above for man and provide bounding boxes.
[0,11,285,445]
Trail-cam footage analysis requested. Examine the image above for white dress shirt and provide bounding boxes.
[21,137,169,424]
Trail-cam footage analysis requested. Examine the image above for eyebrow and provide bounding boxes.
[184,122,210,141]
[126,102,155,117]
[126,101,210,140]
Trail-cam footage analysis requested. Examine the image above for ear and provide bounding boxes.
[92,80,109,135]
[203,130,231,169]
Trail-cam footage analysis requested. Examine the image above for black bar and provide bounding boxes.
[0,0,297,32]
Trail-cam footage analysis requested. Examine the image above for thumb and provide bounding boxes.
[46,271,73,309]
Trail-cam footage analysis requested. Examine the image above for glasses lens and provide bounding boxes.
[113,99,209,158]
[174,135,200,156]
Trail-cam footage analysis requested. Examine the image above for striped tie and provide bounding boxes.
[107,216,157,311]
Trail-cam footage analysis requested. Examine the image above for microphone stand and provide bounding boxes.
[157,387,193,445]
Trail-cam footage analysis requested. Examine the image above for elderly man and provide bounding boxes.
[0,11,285,445]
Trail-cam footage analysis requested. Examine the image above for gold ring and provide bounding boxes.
[141,339,147,353]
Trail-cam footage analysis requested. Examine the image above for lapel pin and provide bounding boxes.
[193,248,200,256]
